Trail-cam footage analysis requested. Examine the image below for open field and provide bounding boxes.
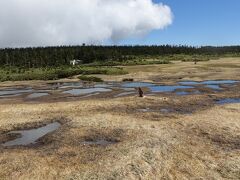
[0,57,240,179]
[1,57,240,88]
[0,66,127,82]
[96,57,240,82]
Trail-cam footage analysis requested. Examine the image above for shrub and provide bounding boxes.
[122,78,134,82]
[78,75,103,82]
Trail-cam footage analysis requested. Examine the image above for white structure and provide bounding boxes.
[70,59,83,66]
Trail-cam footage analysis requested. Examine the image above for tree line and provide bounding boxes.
[0,45,240,68]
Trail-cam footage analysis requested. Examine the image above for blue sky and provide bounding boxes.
[121,0,240,46]
[1,0,239,47]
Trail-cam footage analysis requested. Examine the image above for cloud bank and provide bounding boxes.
[0,0,173,48]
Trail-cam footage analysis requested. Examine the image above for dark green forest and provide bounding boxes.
[1,45,240,68]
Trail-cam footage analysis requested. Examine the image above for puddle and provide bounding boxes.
[2,122,61,147]
[50,82,97,89]
[179,80,239,91]
[82,139,117,146]
[27,93,49,99]
[64,88,112,96]
[215,98,240,105]
[0,88,32,96]
[93,84,114,88]
[179,80,239,85]
[175,90,200,96]
[0,80,239,100]
[51,82,113,89]
[205,85,221,90]
[149,85,193,93]
[0,94,21,98]
[49,82,82,88]
[122,82,154,88]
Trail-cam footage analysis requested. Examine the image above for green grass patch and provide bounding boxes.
[0,66,128,82]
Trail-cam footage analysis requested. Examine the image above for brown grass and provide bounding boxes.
[0,96,239,179]
[0,57,240,179]
[95,57,240,83]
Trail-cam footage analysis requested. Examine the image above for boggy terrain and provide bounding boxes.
[0,58,240,179]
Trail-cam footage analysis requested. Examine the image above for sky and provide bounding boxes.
[0,0,239,48]
[124,0,240,46]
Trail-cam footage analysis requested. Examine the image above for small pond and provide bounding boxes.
[27,93,49,99]
[0,79,239,99]
[0,88,32,96]
[149,85,193,93]
[175,90,200,96]
[2,122,61,147]
[64,88,112,96]
[215,98,240,105]
[179,80,239,86]
[205,85,221,90]
[121,82,154,88]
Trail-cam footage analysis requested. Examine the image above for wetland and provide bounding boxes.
[0,57,240,179]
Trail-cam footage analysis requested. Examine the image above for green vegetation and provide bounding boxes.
[78,75,103,82]
[0,45,240,68]
[0,45,239,82]
[0,66,127,82]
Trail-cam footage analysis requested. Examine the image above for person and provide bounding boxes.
[138,87,144,97]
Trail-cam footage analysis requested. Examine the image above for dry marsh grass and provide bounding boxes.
[0,57,240,179]
[0,97,239,179]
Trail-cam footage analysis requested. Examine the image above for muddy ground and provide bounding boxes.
[0,58,240,179]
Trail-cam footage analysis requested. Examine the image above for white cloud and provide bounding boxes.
[0,0,173,48]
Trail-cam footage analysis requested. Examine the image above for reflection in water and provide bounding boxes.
[150,85,193,93]
[27,93,49,99]
[0,94,21,98]
[0,80,239,99]
[216,98,240,105]
[64,88,112,96]
[2,122,61,147]
[205,85,221,90]
[179,80,239,85]
[122,82,154,88]
[0,89,32,96]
